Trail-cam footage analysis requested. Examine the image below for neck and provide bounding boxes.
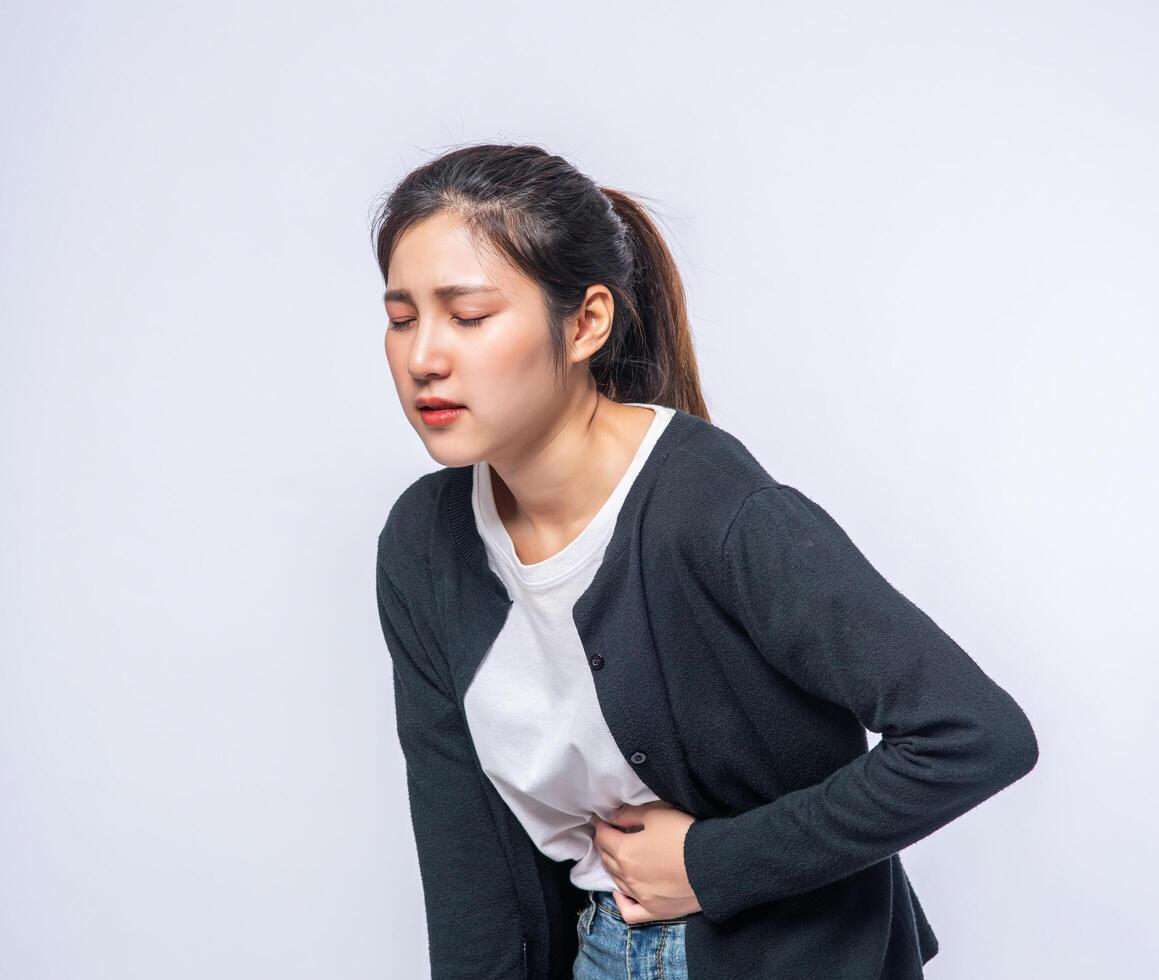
[484,394,656,550]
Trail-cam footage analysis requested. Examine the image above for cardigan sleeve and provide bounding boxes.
[376,551,527,979]
[682,484,1039,925]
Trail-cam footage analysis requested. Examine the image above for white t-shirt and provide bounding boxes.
[465,403,676,893]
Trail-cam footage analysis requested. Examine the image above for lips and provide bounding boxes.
[417,402,466,428]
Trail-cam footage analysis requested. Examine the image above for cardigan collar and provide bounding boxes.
[445,407,699,602]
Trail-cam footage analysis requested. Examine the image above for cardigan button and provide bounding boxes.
[630,751,647,764]
[589,654,604,670]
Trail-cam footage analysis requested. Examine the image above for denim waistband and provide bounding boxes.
[588,890,691,924]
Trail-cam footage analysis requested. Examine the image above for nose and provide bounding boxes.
[406,321,453,380]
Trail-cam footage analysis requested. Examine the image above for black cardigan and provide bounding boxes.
[375,407,1039,979]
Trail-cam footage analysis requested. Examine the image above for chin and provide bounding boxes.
[409,410,489,469]
[420,439,483,470]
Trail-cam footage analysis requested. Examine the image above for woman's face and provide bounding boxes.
[383,211,602,468]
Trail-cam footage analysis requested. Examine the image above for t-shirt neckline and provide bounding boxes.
[472,403,670,589]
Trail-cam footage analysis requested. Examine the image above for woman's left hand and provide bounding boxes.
[591,801,702,924]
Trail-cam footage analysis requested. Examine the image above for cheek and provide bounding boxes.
[384,343,419,412]
[383,342,407,384]
[473,328,555,388]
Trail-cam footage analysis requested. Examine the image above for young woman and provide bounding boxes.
[371,143,1038,980]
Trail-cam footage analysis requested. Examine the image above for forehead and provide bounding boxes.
[386,213,527,304]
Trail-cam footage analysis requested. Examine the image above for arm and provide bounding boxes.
[376,547,525,978]
[682,484,1039,925]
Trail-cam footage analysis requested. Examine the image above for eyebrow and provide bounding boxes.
[383,283,501,304]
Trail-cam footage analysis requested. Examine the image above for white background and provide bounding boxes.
[2,2,1155,977]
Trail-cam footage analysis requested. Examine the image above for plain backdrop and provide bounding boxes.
[2,2,1156,978]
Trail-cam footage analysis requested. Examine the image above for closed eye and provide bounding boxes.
[387,315,489,331]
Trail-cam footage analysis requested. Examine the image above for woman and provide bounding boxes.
[370,143,1038,980]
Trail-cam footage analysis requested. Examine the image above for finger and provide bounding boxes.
[593,822,628,868]
[593,814,625,837]
[610,804,647,830]
[613,890,658,925]
[606,867,632,897]
[594,840,625,880]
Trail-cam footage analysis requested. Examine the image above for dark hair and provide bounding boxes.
[369,142,710,421]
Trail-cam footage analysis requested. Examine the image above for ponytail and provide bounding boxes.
[598,187,710,420]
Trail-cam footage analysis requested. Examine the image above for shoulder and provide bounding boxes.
[653,411,786,528]
[649,413,852,567]
[377,466,457,577]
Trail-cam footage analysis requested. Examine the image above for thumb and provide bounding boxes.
[613,890,656,925]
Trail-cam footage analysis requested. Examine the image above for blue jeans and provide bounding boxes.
[572,890,689,980]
